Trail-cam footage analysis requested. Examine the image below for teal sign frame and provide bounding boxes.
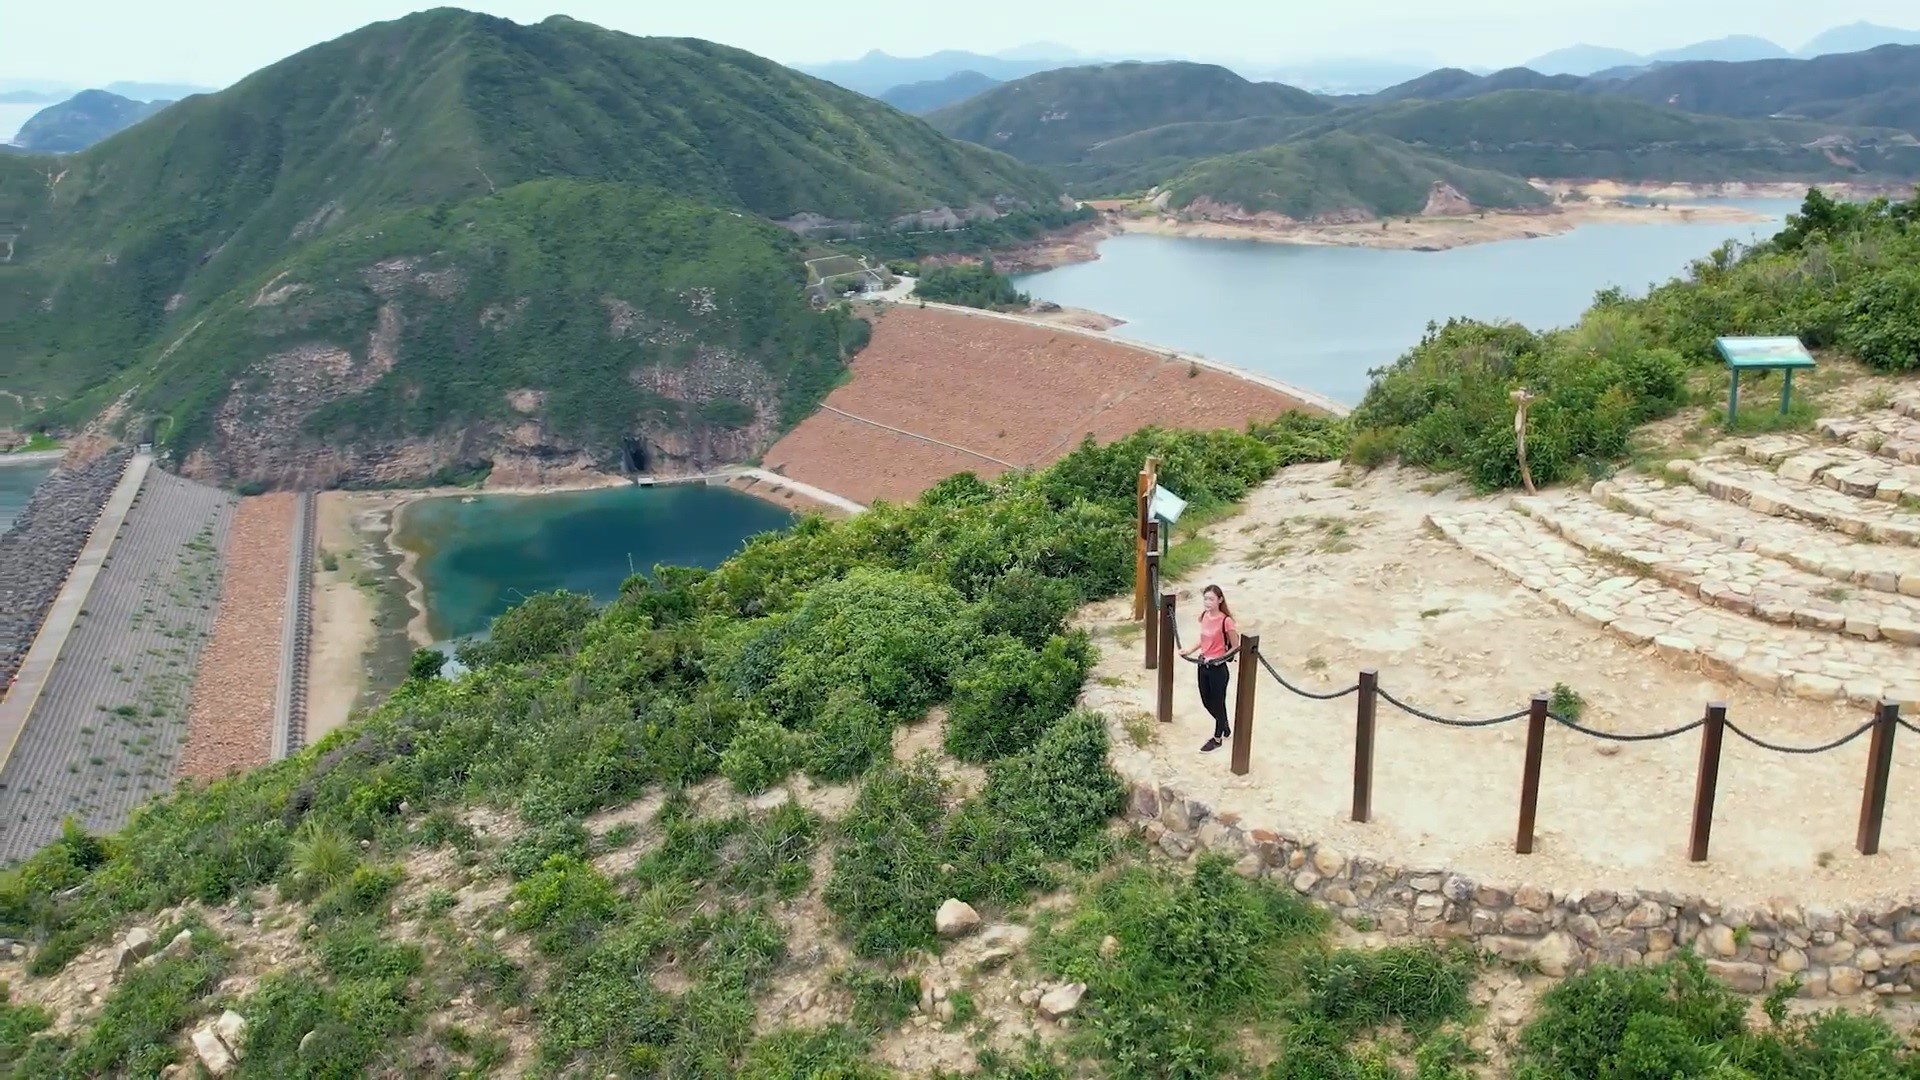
[1714,336,1816,425]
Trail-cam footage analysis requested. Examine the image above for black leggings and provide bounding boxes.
[1197,662,1230,738]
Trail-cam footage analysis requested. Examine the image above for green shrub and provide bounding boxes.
[720,715,807,794]
[806,688,895,783]
[455,591,596,669]
[945,633,1094,762]
[510,855,622,950]
[982,709,1126,856]
[736,568,971,729]
[976,568,1082,649]
[407,647,444,682]
[825,762,949,958]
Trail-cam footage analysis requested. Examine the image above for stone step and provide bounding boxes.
[1595,476,1920,598]
[1429,507,1920,707]
[1671,457,1920,548]
[1817,410,1920,466]
[1734,437,1920,505]
[1513,492,1920,644]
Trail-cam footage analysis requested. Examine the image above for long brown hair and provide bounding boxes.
[1203,584,1232,619]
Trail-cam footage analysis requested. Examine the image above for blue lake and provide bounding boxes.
[395,483,793,644]
[1013,201,1801,406]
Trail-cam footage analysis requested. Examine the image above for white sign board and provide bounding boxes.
[1148,484,1186,527]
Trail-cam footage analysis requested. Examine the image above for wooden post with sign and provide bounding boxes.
[1134,457,1158,621]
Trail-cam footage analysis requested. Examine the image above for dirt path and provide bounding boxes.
[179,494,292,779]
[306,492,376,744]
[1080,462,1920,909]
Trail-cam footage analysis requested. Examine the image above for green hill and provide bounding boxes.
[1591,44,1920,135]
[925,61,1331,164]
[0,8,1061,483]
[1164,132,1551,221]
[1295,91,1920,182]
[11,90,172,153]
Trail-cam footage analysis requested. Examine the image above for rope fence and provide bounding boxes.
[1142,583,1909,863]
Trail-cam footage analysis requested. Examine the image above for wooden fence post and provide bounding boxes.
[1231,634,1259,776]
[1858,699,1901,856]
[1156,592,1176,724]
[1352,669,1379,823]
[1515,694,1549,855]
[1143,525,1160,670]
[1688,702,1727,863]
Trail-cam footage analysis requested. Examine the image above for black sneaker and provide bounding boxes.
[1201,737,1222,753]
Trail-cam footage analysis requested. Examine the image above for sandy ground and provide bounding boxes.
[1025,304,1125,331]
[1538,179,1913,202]
[761,305,1316,506]
[179,494,292,780]
[1114,200,1769,252]
[306,492,376,743]
[1080,462,1920,909]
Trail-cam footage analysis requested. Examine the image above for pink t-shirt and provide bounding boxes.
[1197,611,1236,660]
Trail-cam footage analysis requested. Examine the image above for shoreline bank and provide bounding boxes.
[1107,198,1771,254]
[1007,181,1829,271]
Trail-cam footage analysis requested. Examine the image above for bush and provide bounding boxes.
[805,688,894,783]
[945,633,1094,762]
[976,568,1082,649]
[456,591,596,669]
[913,260,1029,310]
[720,716,807,794]
[824,761,950,958]
[982,709,1125,856]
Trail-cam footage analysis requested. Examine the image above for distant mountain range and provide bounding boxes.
[924,49,1920,216]
[0,80,215,105]
[812,21,1920,111]
[1525,22,1920,76]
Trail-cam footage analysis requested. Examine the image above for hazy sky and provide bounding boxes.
[4,0,1916,87]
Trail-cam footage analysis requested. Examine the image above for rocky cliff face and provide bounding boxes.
[1421,181,1476,216]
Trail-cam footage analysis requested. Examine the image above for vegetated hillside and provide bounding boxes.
[1164,132,1550,221]
[1592,45,1920,134]
[1371,66,1585,102]
[11,91,172,153]
[926,61,1332,164]
[136,180,868,488]
[0,8,1063,484]
[878,70,1003,114]
[1294,90,1920,182]
[1055,114,1327,195]
[1349,187,1920,490]
[7,375,1920,1075]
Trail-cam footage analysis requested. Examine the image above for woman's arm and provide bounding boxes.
[1223,617,1239,653]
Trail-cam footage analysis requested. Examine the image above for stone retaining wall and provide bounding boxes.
[0,449,132,692]
[1117,765,1920,1000]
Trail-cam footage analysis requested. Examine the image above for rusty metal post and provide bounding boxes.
[1155,592,1176,724]
[1515,694,1549,854]
[1230,634,1259,776]
[1143,525,1160,670]
[1352,669,1379,823]
[1688,702,1727,863]
[1858,699,1901,856]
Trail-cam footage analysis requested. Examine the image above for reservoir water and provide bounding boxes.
[396,482,793,644]
[0,104,43,145]
[1013,200,1800,406]
[0,460,56,533]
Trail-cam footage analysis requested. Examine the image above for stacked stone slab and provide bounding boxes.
[1429,399,1920,708]
[0,450,132,694]
[1113,755,1920,1000]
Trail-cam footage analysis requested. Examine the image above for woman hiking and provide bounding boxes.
[1179,584,1239,753]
